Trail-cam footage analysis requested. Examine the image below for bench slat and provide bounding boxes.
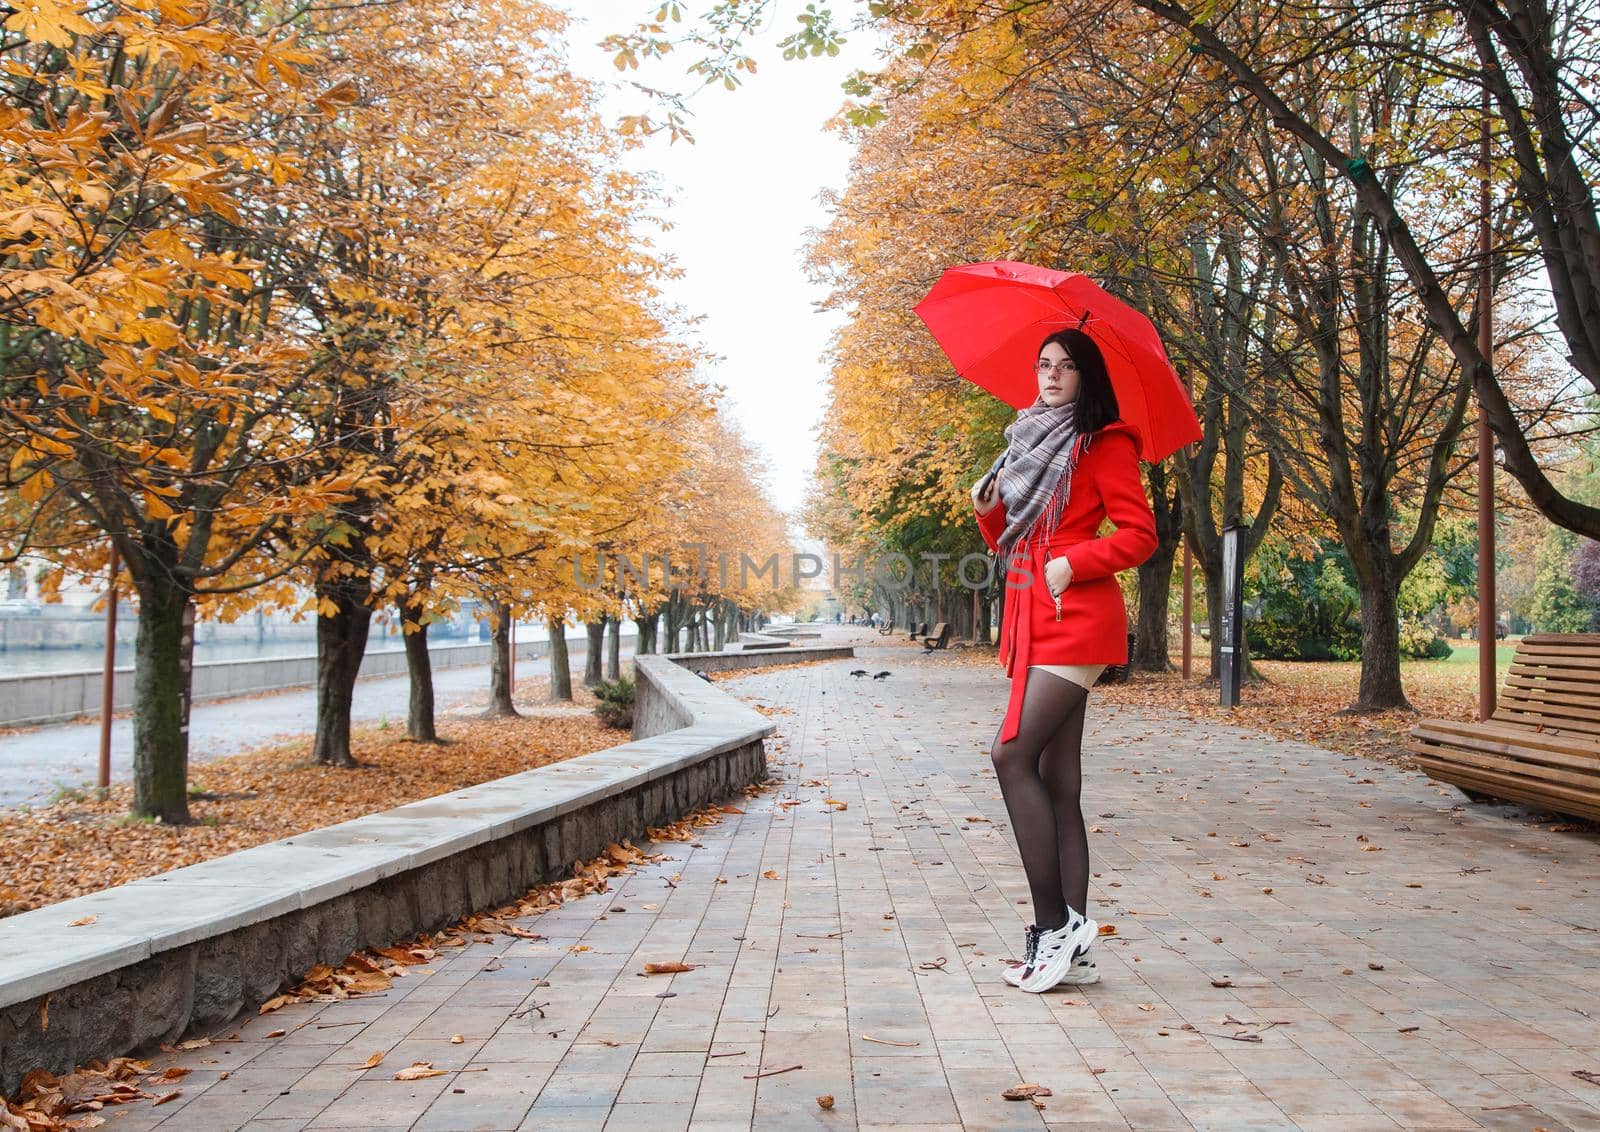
[1408,735,1600,786]
[1495,705,1600,735]
[1406,749,1600,821]
[1503,672,1600,697]
[1510,661,1600,681]
[1408,740,1600,794]
[1411,721,1600,766]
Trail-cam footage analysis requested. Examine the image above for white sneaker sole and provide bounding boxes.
[1003,950,1095,987]
[1057,959,1100,985]
[1020,918,1098,993]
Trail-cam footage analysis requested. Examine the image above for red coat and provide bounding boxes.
[975,420,1158,743]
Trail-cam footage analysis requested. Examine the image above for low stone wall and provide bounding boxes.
[0,643,850,1094]
[736,632,792,650]
[667,643,857,675]
[0,634,634,728]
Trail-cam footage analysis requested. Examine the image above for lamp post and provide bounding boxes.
[98,545,118,790]
[1477,91,1497,722]
[1219,523,1248,707]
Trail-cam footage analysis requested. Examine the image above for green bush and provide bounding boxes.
[594,675,634,730]
[1399,615,1452,660]
[1247,542,1361,660]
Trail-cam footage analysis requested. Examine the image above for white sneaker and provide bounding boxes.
[1019,908,1098,994]
[1001,924,1043,986]
[1005,935,1096,987]
[1058,943,1100,985]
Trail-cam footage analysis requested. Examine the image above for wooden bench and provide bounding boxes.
[922,622,951,651]
[1407,633,1600,822]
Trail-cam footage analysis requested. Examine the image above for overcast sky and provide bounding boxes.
[561,2,883,523]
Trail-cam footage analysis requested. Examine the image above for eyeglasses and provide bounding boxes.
[1035,359,1078,376]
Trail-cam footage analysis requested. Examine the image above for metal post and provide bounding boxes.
[1478,91,1497,722]
[178,601,195,783]
[1181,541,1193,681]
[98,545,118,790]
[1181,368,1196,681]
[508,612,516,699]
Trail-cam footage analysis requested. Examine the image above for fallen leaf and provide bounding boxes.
[762,870,780,880]
[816,1094,835,1109]
[450,1035,465,1044]
[1002,1084,1053,1100]
[38,996,47,1033]
[152,1090,182,1106]
[264,1029,286,1040]
[359,1051,385,1070]
[68,915,96,927]
[395,1062,449,1081]
[643,962,699,974]
[175,1038,210,1051]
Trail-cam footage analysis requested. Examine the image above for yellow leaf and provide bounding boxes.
[19,470,52,503]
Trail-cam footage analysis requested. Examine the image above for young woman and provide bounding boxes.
[971,328,1158,993]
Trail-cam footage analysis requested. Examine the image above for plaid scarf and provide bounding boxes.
[995,398,1089,559]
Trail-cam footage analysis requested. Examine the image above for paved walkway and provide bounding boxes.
[0,644,627,809]
[99,633,1600,1131]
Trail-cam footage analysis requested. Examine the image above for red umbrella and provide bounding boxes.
[913,259,1202,463]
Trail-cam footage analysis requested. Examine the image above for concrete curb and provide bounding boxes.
[0,644,852,1093]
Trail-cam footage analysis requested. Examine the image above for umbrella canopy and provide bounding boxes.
[913,260,1202,464]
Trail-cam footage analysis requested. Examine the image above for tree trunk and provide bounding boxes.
[637,607,657,655]
[398,595,437,742]
[485,601,518,717]
[131,574,192,823]
[548,617,572,701]
[584,618,605,685]
[664,593,684,653]
[1132,548,1176,672]
[313,578,373,766]
[1353,564,1413,712]
[606,615,621,680]
[1133,467,1183,672]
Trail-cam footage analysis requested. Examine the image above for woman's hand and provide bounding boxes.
[1044,554,1073,598]
[972,475,1000,515]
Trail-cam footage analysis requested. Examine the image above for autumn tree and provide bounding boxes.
[0,0,354,822]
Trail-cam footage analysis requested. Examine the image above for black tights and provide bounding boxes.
[989,667,1091,931]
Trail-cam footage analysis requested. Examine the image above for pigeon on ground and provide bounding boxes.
[696,670,713,682]
[872,670,891,680]
[850,669,869,678]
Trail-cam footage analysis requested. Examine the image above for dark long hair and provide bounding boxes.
[1038,328,1119,434]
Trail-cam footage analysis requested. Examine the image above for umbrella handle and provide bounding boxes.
[978,453,1006,499]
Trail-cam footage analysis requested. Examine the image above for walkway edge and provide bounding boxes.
[0,645,850,1094]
